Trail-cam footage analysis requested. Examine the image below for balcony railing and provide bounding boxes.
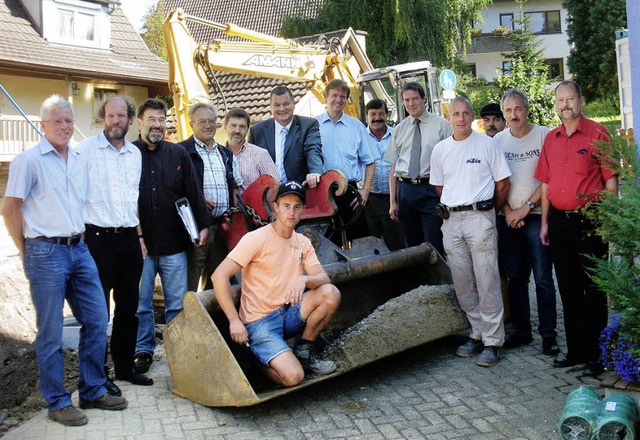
[0,115,42,161]
[467,34,515,54]
[0,115,86,161]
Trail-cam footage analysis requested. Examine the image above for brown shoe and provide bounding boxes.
[48,405,88,426]
[79,393,128,411]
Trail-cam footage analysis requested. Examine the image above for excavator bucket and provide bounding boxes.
[163,173,469,407]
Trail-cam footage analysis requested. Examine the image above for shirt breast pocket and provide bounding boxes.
[574,149,593,175]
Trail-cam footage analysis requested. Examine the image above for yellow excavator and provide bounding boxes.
[161,8,465,407]
[163,8,443,140]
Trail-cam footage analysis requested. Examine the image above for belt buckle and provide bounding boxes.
[113,227,122,233]
[66,235,80,246]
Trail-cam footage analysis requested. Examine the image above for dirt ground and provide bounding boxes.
[0,221,80,436]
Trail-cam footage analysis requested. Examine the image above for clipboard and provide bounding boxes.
[175,197,199,243]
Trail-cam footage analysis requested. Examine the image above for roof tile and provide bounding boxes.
[0,0,168,85]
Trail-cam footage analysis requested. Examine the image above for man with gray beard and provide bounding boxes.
[77,96,152,395]
[132,98,212,377]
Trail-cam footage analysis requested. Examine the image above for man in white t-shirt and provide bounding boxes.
[212,181,341,387]
[430,96,511,367]
[494,89,558,356]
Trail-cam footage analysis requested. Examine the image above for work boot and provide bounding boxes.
[293,342,337,375]
[79,393,128,411]
[476,346,502,367]
[48,405,88,426]
[456,338,484,357]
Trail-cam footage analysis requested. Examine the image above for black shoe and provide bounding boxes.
[116,369,154,386]
[503,333,533,349]
[134,352,153,374]
[104,377,122,396]
[542,338,560,356]
[553,356,580,368]
[583,361,604,377]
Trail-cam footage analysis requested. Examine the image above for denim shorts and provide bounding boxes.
[245,303,306,366]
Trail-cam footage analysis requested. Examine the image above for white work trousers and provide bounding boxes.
[442,209,505,347]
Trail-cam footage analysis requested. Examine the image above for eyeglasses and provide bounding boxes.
[144,117,166,125]
[196,119,217,127]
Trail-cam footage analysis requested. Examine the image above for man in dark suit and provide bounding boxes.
[248,85,323,188]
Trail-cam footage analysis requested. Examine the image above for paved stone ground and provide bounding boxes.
[5,287,602,440]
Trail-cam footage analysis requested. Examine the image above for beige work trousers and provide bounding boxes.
[442,209,505,347]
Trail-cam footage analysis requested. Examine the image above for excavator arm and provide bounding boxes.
[163,8,374,140]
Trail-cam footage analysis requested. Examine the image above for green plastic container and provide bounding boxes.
[559,386,601,440]
[594,393,638,440]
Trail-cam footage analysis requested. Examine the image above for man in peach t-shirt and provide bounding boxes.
[212,181,341,387]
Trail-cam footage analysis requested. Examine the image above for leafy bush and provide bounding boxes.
[587,135,640,380]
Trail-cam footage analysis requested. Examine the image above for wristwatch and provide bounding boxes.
[526,200,536,209]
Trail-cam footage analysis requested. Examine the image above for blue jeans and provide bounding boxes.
[136,252,187,355]
[245,304,306,366]
[23,239,108,411]
[497,215,557,339]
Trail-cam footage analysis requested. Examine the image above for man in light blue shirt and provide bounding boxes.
[363,99,406,250]
[316,79,375,244]
[2,95,128,426]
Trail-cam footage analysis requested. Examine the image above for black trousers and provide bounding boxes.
[548,208,608,363]
[84,226,143,375]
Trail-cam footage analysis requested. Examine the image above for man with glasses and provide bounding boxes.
[133,98,212,377]
[178,102,243,293]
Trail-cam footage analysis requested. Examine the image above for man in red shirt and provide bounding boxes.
[534,81,617,376]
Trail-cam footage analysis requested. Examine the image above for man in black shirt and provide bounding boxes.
[133,98,212,375]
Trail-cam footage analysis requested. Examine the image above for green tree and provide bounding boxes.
[564,0,627,105]
[495,0,558,127]
[141,1,167,61]
[281,0,491,69]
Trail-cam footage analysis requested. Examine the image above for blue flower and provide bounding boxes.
[599,314,640,382]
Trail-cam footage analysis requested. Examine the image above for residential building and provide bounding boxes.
[464,0,571,83]
[0,0,169,170]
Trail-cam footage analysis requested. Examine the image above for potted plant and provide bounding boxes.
[493,25,510,36]
[470,28,482,37]
[586,135,640,382]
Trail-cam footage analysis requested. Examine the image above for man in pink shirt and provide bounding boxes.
[212,181,341,387]
[224,108,279,191]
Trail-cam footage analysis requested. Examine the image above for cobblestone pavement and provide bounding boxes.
[5,282,603,439]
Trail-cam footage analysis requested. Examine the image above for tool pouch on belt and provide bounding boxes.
[435,203,450,220]
[476,200,494,211]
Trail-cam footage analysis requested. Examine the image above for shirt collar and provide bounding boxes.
[39,136,76,157]
[275,120,292,134]
[415,111,431,124]
[367,125,391,140]
[97,131,135,153]
[556,114,587,137]
[194,136,216,151]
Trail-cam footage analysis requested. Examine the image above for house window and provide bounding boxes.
[57,8,95,41]
[525,11,561,34]
[43,0,109,49]
[466,64,477,77]
[502,61,512,76]
[93,88,118,124]
[500,14,514,30]
[545,58,564,80]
